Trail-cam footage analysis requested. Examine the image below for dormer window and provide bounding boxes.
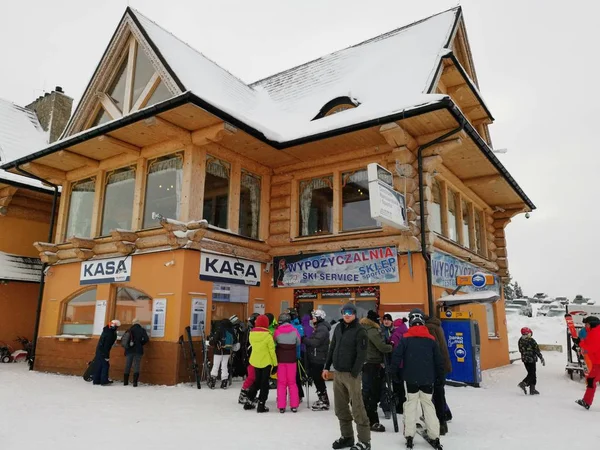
[313,97,359,120]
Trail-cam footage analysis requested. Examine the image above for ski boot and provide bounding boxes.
[440,421,448,436]
[332,436,354,449]
[132,373,139,387]
[383,410,391,420]
[405,437,414,449]
[238,389,249,404]
[349,442,370,450]
[291,407,298,413]
[529,385,540,395]
[124,373,130,386]
[220,379,228,390]
[517,381,527,394]
[257,401,269,413]
[370,423,385,432]
[576,399,590,410]
[279,408,285,414]
[243,398,258,410]
[430,438,443,450]
[312,392,330,411]
[207,376,217,389]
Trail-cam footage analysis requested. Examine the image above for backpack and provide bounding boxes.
[121,328,134,349]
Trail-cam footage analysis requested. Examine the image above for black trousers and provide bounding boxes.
[362,363,384,425]
[523,362,537,386]
[310,362,327,394]
[248,366,272,403]
[432,381,447,424]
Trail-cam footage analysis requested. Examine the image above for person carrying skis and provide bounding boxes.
[239,313,259,404]
[123,318,149,387]
[243,314,277,413]
[208,318,236,389]
[360,310,392,432]
[323,303,370,450]
[425,314,452,435]
[274,312,301,413]
[304,309,331,411]
[390,309,444,450]
[576,316,600,409]
[92,319,120,386]
[517,327,545,395]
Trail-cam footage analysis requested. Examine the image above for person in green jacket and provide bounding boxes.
[360,310,393,432]
[243,314,277,413]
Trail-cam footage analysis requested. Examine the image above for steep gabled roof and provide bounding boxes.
[0,98,49,190]
[0,251,42,283]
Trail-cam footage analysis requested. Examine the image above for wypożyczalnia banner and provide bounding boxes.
[273,247,399,288]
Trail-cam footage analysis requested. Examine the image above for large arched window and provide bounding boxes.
[430,180,443,234]
[62,288,97,335]
[114,287,152,334]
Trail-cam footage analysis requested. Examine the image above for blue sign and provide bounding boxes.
[442,319,482,385]
[431,251,499,294]
[471,272,487,288]
[445,310,453,318]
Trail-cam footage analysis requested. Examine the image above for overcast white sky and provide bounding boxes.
[1,0,598,299]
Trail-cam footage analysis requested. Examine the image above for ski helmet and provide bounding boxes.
[110,319,121,327]
[286,308,299,321]
[521,327,533,336]
[313,309,326,321]
[229,315,241,326]
[408,308,425,327]
[278,312,291,324]
[584,316,600,328]
[265,313,275,326]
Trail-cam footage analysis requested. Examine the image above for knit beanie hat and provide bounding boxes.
[255,314,269,329]
[367,310,380,323]
[383,313,393,322]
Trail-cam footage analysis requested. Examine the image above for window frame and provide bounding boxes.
[100,165,137,237]
[341,168,380,232]
[238,169,262,239]
[297,174,335,237]
[64,176,97,241]
[142,152,184,230]
[203,154,232,231]
[112,285,153,336]
[485,302,498,337]
[60,287,98,336]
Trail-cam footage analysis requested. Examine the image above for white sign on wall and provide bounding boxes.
[92,300,107,335]
[190,298,207,337]
[200,252,261,286]
[80,256,132,285]
[254,303,266,315]
[151,298,167,338]
[367,163,408,230]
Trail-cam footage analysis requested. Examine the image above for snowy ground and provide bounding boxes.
[1,314,598,450]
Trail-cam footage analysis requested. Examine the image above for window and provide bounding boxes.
[325,104,355,116]
[62,288,97,335]
[430,180,443,234]
[342,169,378,231]
[114,287,152,334]
[475,210,483,255]
[146,82,171,107]
[239,170,261,239]
[462,199,470,248]
[203,156,230,229]
[66,178,96,239]
[143,154,183,228]
[299,176,333,236]
[485,302,497,336]
[92,109,111,127]
[132,47,155,105]
[447,189,458,242]
[101,167,136,236]
[108,60,128,111]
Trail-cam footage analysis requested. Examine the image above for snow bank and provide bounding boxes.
[507,312,565,351]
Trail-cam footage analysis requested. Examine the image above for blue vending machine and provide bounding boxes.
[441,315,482,387]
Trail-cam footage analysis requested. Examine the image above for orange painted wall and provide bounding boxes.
[0,282,37,344]
[0,215,49,257]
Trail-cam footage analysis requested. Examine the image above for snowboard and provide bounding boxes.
[185,326,201,389]
[83,359,95,382]
[416,423,442,449]
[565,314,591,373]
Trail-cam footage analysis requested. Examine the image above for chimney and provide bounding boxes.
[25,86,73,143]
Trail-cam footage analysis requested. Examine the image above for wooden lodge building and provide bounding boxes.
[0,90,72,346]
[1,7,534,385]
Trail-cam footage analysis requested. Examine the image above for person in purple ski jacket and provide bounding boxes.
[389,318,409,348]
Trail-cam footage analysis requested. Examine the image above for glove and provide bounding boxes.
[271,365,278,375]
[540,357,545,367]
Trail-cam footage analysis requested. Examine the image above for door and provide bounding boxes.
[211,302,246,334]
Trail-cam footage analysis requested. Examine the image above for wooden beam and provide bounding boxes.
[462,105,484,117]
[472,118,493,126]
[421,138,462,157]
[468,202,476,251]
[132,72,161,112]
[131,159,147,231]
[123,38,137,114]
[98,93,122,120]
[333,171,342,234]
[440,180,449,237]
[98,135,141,156]
[0,187,18,198]
[57,150,100,168]
[180,144,206,222]
[456,192,464,247]
[415,129,465,145]
[228,160,242,233]
[259,174,271,241]
[463,174,501,188]
[448,85,470,102]
[22,162,66,181]
[191,123,235,146]
[54,181,70,242]
[90,171,105,237]
[379,123,418,150]
[144,116,191,143]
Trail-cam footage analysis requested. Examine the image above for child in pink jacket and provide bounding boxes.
[274,312,301,413]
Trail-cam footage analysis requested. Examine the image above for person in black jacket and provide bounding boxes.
[304,309,331,411]
[323,303,370,450]
[391,309,444,450]
[93,319,120,386]
[123,318,149,387]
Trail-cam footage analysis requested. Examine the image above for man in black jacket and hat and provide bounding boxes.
[323,303,370,450]
[93,319,120,386]
[124,318,149,387]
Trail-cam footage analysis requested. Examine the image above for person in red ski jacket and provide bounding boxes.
[576,316,600,409]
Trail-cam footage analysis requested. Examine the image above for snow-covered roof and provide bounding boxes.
[129,7,459,142]
[0,98,49,190]
[0,251,42,283]
[437,290,500,305]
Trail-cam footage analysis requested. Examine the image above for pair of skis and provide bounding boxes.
[565,314,591,374]
[383,355,399,433]
[183,326,201,389]
[415,423,443,449]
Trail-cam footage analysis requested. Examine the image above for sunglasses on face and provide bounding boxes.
[342,310,355,316]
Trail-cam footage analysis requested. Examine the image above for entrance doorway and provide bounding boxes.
[211,302,246,333]
[295,286,380,323]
